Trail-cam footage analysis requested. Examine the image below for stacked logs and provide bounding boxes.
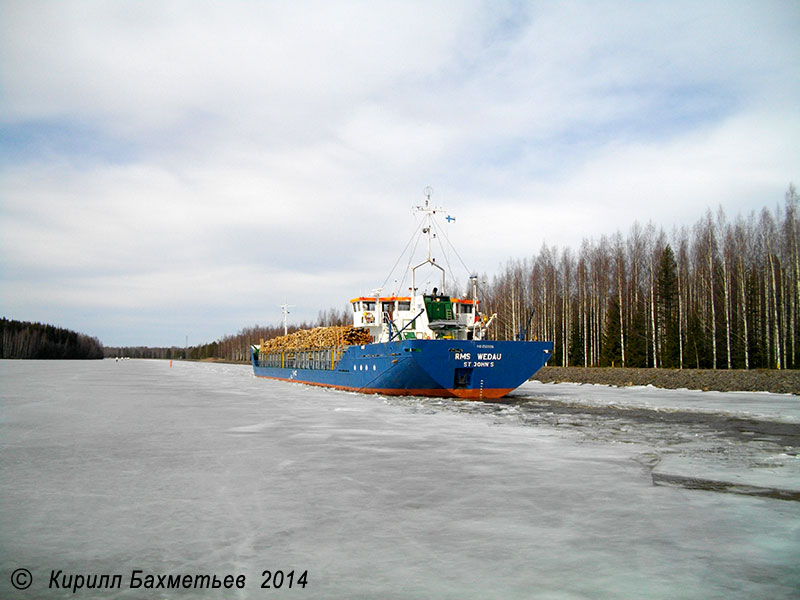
[260,326,372,353]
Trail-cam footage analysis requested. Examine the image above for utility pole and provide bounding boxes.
[280,303,295,336]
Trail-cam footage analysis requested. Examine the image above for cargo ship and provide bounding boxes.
[251,190,553,400]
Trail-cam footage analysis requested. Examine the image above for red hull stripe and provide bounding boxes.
[254,374,512,400]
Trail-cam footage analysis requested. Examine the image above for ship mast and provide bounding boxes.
[411,186,446,308]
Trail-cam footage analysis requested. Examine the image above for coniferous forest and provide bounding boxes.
[1,318,104,359]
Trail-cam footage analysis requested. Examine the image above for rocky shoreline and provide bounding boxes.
[534,366,800,395]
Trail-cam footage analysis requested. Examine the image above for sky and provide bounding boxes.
[1,0,799,347]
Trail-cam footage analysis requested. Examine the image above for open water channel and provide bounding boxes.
[1,359,798,599]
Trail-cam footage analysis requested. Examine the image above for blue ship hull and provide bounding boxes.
[251,338,553,400]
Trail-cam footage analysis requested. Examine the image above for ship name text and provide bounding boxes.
[454,352,502,363]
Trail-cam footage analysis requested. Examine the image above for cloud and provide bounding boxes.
[459,108,800,263]
[1,0,798,345]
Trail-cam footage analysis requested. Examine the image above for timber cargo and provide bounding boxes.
[251,189,553,400]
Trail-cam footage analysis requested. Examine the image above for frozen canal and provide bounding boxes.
[2,359,799,599]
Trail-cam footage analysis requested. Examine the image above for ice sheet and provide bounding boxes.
[1,360,798,599]
[521,379,800,422]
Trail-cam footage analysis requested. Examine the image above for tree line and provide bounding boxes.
[180,308,351,362]
[482,185,799,369]
[104,308,352,362]
[1,318,104,359]
[165,187,798,370]
[103,345,185,360]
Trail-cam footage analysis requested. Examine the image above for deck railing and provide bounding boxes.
[257,347,345,371]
